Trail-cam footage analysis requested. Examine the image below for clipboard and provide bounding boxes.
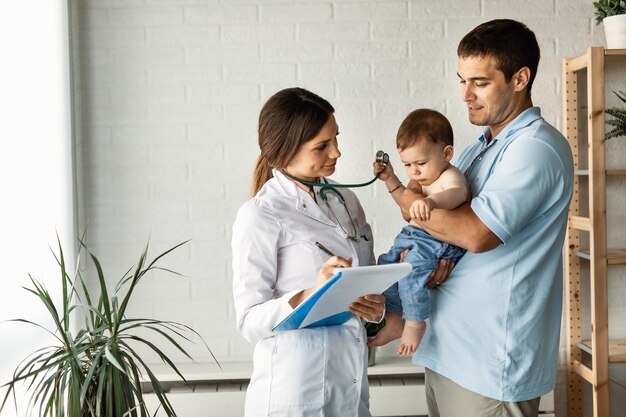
[272,262,411,332]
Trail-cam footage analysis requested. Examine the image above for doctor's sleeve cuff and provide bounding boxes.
[238,289,302,341]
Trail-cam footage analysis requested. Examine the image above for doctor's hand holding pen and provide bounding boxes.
[316,241,386,322]
[287,254,352,309]
[288,249,386,322]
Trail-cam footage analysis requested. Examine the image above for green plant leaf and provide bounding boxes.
[1,238,217,417]
[54,234,71,332]
[594,0,626,24]
[606,108,626,122]
[604,90,626,140]
[607,127,623,139]
[80,349,104,410]
[112,241,191,341]
[122,347,177,417]
[105,345,127,375]
[88,248,114,327]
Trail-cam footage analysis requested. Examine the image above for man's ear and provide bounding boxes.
[513,67,531,92]
[443,145,454,162]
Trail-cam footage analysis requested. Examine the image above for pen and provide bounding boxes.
[315,241,335,257]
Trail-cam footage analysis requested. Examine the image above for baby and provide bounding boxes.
[375,109,468,355]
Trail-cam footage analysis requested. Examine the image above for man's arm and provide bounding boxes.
[426,186,467,211]
[401,179,501,253]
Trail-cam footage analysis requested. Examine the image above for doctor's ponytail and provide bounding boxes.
[250,87,334,196]
[251,154,273,196]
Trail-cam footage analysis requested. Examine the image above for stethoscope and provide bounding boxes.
[283,150,389,241]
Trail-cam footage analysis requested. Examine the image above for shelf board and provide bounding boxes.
[576,249,626,264]
[565,48,626,72]
[579,340,626,363]
[606,49,626,62]
[566,54,589,72]
[570,216,591,231]
[575,169,626,176]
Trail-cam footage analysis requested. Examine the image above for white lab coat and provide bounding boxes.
[232,169,376,417]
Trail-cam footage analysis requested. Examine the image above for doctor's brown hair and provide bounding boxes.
[251,87,335,196]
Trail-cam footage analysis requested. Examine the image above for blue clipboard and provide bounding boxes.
[272,263,411,332]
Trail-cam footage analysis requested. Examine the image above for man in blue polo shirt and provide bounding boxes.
[370,19,574,417]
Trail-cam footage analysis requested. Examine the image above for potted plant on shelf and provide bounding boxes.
[606,90,626,139]
[0,237,217,417]
[594,0,626,48]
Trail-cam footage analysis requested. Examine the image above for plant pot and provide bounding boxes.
[603,14,626,49]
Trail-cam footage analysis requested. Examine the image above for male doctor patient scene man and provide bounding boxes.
[369,19,574,417]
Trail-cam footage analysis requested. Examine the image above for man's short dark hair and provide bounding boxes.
[457,19,540,95]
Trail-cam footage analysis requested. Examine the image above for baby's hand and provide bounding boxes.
[373,160,394,181]
[410,198,435,221]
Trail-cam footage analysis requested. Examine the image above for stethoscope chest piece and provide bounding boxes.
[375,150,389,164]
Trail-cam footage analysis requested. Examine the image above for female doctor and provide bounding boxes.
[232,87,385,417]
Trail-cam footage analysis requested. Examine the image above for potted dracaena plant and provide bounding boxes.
[606,90,626,140]
[0,237,218,417]
[594,0,626,48]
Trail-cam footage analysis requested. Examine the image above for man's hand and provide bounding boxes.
[426,258,455,289]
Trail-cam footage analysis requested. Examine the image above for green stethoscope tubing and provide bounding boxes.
[281,171,380,203]
[280,150,389,199]
[282,173,379,188]
[281,171,380,240]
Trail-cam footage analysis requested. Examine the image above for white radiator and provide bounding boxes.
[142,358,554,417]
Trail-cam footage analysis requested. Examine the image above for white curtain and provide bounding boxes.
[0,2,75,416]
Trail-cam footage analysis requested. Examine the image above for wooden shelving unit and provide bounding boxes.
[563,47,626,417]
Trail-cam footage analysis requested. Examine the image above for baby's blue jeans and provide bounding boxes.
[379,225,465,321]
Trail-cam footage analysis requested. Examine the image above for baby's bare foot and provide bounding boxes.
[396,320,427,355]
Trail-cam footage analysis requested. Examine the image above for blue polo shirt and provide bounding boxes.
[413,107,574,401]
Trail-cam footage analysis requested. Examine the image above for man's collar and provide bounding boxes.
[478,107,542,145]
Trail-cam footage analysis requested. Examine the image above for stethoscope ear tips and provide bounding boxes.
[375,150,389,164]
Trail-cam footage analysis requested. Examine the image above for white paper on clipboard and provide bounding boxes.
[272,262,411,332]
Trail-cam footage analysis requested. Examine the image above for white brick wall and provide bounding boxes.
[72,1,625,414]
